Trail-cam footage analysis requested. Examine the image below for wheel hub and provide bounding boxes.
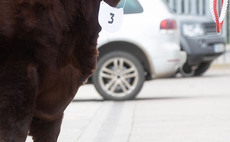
[99,57,138,97]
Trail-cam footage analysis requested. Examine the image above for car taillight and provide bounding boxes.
[160,19,177,30]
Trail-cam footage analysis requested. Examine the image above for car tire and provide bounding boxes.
[180,62,211,77]
[194,62,211,76]
[179,62,195,77]
[92,51,145,100]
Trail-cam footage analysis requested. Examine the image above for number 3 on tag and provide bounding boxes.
[98,1,123,32]
[108,13,115,24]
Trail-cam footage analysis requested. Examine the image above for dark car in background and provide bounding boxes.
[178,15,226,77]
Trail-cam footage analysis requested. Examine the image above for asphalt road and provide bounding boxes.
[26,66,230,142]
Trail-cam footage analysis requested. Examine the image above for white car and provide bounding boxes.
[92,0,186,100]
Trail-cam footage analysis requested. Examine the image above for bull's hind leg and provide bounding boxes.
[0,63,38,142]
[29,114,63,142]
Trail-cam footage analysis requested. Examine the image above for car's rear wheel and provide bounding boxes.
[179,62,195,77]
[92,51,145,100]
[194,62,211,76]
[180,62,211,77]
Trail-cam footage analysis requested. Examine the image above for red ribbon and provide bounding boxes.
[213,0,224,33]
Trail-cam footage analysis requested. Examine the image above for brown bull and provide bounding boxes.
[0,0,120,141]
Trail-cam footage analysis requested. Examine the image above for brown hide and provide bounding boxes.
[0,0,120,142]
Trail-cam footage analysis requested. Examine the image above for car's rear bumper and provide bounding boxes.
[150,51,186,78]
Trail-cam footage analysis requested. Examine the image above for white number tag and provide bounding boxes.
[98,1,124,33]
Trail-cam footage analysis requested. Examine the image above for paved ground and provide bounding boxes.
[26,66,230,142]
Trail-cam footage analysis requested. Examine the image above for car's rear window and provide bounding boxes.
[116,0,143,14]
